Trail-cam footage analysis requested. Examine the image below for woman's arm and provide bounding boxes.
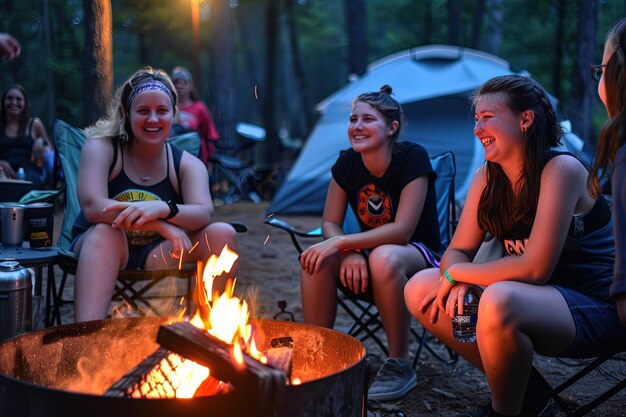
[440,165,489,272]
[168,150,213,231]
[77,137,121,224]
[446,155,589,286]
[320,178,349,239]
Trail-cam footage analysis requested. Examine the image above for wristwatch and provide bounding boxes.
[164,199,179,220]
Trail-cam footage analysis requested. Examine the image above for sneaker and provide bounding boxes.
[367,358,417,402]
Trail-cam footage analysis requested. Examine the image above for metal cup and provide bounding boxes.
[26,202,54,248]
[0,203,26,247]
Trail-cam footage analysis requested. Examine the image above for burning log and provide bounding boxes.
[104,347,229,399]
[157,322,288,403]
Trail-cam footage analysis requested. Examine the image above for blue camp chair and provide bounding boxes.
[47,120,245,324]
[265,151,459,369]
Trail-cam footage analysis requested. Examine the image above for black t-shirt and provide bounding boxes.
[331,141,443,253]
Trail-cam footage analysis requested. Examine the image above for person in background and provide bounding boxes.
[299,85,444,402]
[0,32,20,60]
[588,18,626,327]
[404,75,624,417]
[170,66,220,169]
[71,67,237,322]
[0,84,52,187]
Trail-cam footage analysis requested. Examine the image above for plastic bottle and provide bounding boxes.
[452,291,479,343]
[15,167,26,180]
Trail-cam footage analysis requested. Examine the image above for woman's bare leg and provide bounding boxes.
[478,282,575,415]
[74,224,128,322]
[301,254,341,327]
[368,244,425,360]
[404,268,483,368]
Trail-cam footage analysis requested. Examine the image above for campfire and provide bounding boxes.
[106,245,294,401]
[0,245,368,417]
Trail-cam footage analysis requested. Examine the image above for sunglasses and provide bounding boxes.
[590,64,607,82]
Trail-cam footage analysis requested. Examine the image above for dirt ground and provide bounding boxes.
[54,201,626,416]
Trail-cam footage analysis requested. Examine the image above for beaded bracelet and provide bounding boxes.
[444,269,457,285]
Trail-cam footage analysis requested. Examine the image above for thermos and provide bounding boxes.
[0,260,32,342]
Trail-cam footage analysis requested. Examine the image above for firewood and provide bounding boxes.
[157,322,287,402]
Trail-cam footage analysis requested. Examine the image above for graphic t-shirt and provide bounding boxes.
[331,141,443,254]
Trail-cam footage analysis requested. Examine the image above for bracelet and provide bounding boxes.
[444,270,457,285]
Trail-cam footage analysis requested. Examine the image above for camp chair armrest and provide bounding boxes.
[265,217,322,254]
[228,221,248,233]
[265,217,321,237]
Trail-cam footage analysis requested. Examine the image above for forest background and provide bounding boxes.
[0,0,624,190]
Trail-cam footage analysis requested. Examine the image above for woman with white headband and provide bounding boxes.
[71,67,237,322]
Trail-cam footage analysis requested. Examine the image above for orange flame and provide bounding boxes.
[139,244,268,398]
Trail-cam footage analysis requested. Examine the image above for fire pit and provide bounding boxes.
[0,316,367,417]
[0,246,368,416]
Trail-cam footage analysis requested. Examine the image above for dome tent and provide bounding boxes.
[267,44,583,215]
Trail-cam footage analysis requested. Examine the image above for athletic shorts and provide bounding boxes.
[554,286,626,358]
[338,242,441,303]
[70,232,165,270]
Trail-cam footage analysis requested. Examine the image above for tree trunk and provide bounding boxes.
[255,0,280,172]
[484,0,503,55]
[344,0,367,77]
[282,0,311,139]
[568,0,597,147]
[209,0,236,148]
[551,0,566,99]
[423,0,433,44]
[447,0,461,45]
[470,0,486,49]
[83,0,113,127]
[42,0,55,126]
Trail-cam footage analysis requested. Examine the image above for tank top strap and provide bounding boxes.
[169,143,184,193]
[27,118,34,138]
[109,140,120,176]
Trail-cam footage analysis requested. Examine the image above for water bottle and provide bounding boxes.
[15,167,25,180]
[452,291,479,343]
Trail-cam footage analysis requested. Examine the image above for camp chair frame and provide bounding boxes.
[47,119,240,324]
[532,352,626,415]
[265,151,459,369]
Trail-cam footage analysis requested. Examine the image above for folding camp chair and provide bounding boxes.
[265,151,459,369]
[47,120,245,324]
[532,346,626,415]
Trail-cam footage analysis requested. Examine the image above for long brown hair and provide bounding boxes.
[0,84,31,137]
[589,18,626,197]
[473,75,562,240]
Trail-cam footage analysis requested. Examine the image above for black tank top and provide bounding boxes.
[0,119,34,168]
[72,141,185,246]
[501,151,614,300]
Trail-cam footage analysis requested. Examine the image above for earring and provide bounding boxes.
[521,127,527,133]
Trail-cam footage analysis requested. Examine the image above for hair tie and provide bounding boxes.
[127,80,174,107]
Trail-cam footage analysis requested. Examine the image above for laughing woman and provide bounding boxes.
[299,85,443,402]
[72,67,237,322]
[404,75,625,417]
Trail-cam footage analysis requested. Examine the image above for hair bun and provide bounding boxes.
[379,84,393,95]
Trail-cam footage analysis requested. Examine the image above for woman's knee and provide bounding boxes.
[368,244,406,281]
[404,267,439,315]
[82,223,126,249]
[198,222,238,250]
[477,282,519,335]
